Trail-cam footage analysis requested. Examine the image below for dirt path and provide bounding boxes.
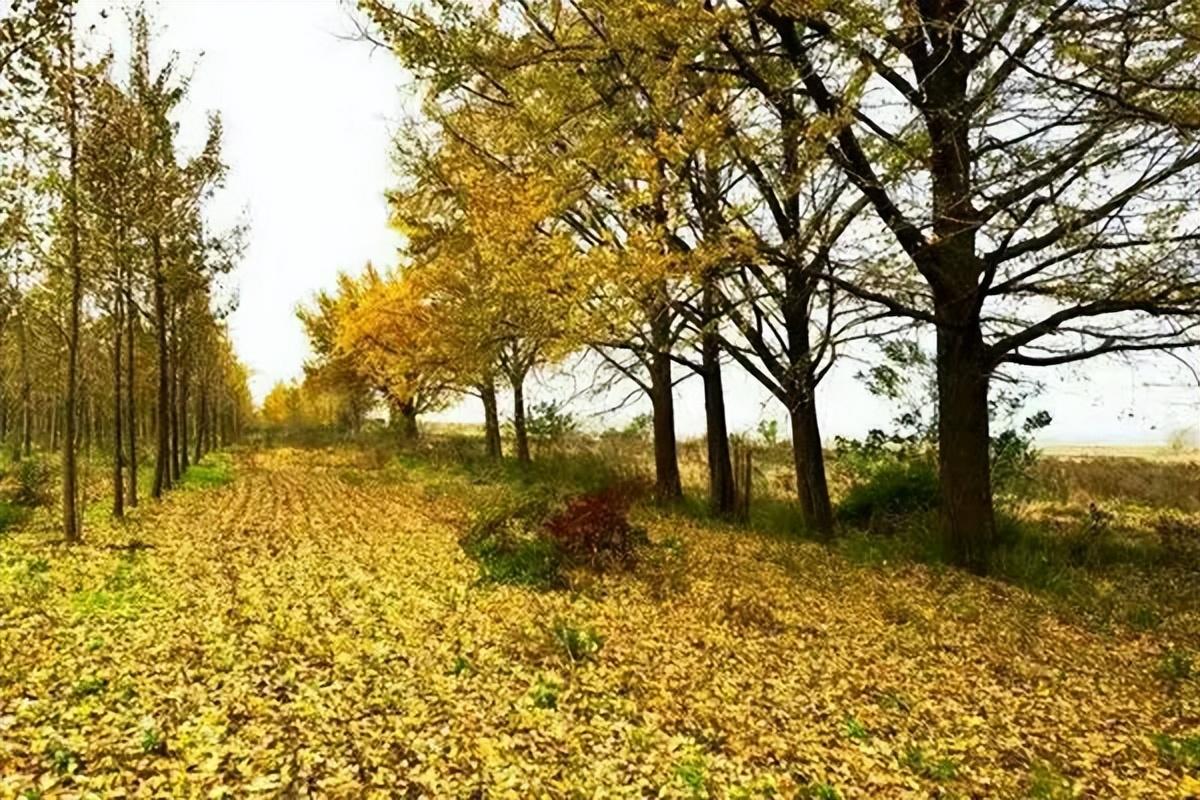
[0,447,1192,797]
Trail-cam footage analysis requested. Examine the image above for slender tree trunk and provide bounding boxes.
[511,373,531,464]
[480,380,502,459]
[125,278,138,507]
[112,289,124,518]
[60,35,83,542]
[701,285,735,516]
[194,382,206,463]
[178,357,190,472]
[168,308,181,482]
[19,319,31,458]
[152,234,171,498]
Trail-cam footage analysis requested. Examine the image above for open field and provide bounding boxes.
[3,442,1200,798]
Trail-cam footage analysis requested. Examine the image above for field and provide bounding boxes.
[2,439,1200,799]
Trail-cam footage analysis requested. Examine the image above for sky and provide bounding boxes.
[82,0,1200,448]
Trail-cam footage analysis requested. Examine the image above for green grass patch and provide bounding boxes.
[71,551,157,619]
[178,453,234,490]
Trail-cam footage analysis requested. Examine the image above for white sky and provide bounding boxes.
[82,0,1200,447]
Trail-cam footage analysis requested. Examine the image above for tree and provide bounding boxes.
[717,0,1200,570]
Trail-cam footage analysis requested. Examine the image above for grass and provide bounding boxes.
[177,452,234,490]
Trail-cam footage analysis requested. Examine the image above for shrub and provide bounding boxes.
[542,484,646,570]
[0,500,28,533]
[525,400,578,442]
[460,484,645,587]
[837,459,940,530]
[13,456,52,506]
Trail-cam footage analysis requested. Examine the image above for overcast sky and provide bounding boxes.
[84,0,1200,447]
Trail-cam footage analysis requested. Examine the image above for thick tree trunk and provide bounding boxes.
[480,380,502,459]
[648,348,682,503]
[511,375,531,464]
[701,286,735,516]
[152,235,171,498]
[125,281,138,508]
[935,316,996,574]
[112,291,124,519]
[787,390,833,537]
[395,399,418,441]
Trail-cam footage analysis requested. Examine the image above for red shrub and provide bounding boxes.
[542,485,645,570]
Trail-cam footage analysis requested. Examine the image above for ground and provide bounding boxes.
[1,445,1198,798]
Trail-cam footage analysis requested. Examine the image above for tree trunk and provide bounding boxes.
[178,357,190,473]
[152,234,171,498]
[19,318,31,458]
[701,286,735,516]
[935,315,996,574]
[787,390,833,537]
[649,321,682,503]
[125,278,138,508]
[480,380,502,459]
[112,289,124,518]
[511,374,531,464]
[60,30,83,542]
[194,383,207,464]
[395,399,418,441]
[168,308,181,482]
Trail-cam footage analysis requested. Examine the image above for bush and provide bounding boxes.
[459,490,565,588]
[542,484,646,570]
[459,484,645,588]
[13,456,52,507]
[525,400,578,442]
[837,459,940,530]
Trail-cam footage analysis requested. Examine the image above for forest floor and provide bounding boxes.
[2,444,1199,798]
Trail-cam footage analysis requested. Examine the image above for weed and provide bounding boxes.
[1151,732,1200,770]
[448,654,474,677]
[900,745,957,781]
[674,751,708,798]
[843,715,869,741]
[550,618,603,664]
[71,676,108,699]
[1158,649,1194,683]
[45,742,82,775]
[799,784,841,800]
[139,722,166,755]
[1026,761,1073,799]
[529,675,561,709]
[1126,604,1162,631]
